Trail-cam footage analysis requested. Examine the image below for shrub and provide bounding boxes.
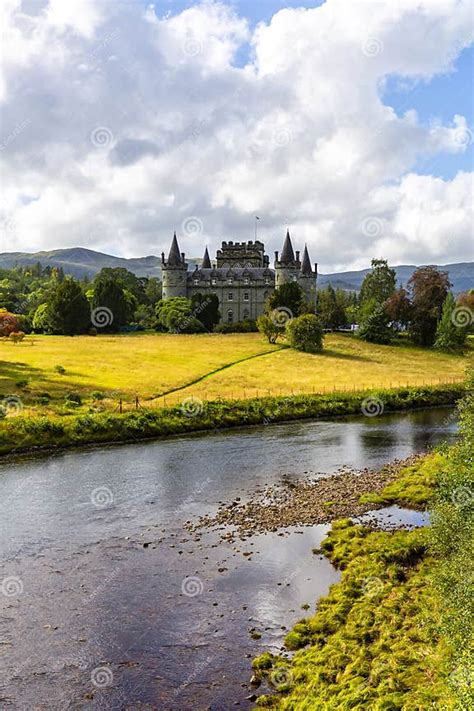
[64,392,82,406]
[214,320,258,334]
[286,314,324,353]
[54,365,66,374]
[256,314,283,343]
[15,380,29,389]
[91,391,106,401]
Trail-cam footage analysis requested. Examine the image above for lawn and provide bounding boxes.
[0,332,471,414]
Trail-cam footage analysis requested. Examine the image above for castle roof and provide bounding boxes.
[201,246,211,269]
[301,245,312,275]
[280,229,295,264]
[167,232,182,265]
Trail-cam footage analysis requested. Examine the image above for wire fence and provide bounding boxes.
[111,375,466,412]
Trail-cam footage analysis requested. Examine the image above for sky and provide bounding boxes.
[0,0,473,271]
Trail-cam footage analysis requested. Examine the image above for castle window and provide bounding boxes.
[211,278,217,285]
[228,292,234,301]
[264,277,270,284]
[227,309,233,323]
[243,309,250,320]
[228,277,233,284]
[244,277,250,285]
[292,275,298,282]
[244,292,249,301]
[194,279,199,285]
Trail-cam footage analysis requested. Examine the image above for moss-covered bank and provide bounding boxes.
[252,375,473,710]
[0,383,465,458]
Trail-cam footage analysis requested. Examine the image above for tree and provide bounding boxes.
[385,287,412,331]
[256,314,282,344]
[286,314,324,353]
[47,277,90,335]
[155,297,204,333]
[92,274,131,331]
[317,285,347,330]
[408,266,451,347]
[267,282,304,319]
[190,293,220,331]
[434,293,468,352]
[456,291,474,333]
[358,303,393,344]
[0,309,19,336]
[32,303,52,332]
[359,259,396,321]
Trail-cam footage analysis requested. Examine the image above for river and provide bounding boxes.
[0,407,457,710]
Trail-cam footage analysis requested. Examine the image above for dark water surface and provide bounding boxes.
[0,408,457,709]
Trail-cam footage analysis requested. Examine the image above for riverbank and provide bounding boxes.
[0,382,465,458]
[251,375,473,709]
[186,454,439,542]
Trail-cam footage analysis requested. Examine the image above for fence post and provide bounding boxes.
[119,399,123,414]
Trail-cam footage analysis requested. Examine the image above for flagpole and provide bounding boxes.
[255,215,260,241]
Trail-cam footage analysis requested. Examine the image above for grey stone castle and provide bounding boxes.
[161,230,317,324]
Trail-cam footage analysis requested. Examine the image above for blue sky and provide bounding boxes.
[151,0,473,180]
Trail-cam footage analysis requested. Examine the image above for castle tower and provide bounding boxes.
[274,230,301,287]
[299,244,318,307]
[161,232,188,299]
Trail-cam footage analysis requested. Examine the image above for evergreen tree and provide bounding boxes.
[434,292,468,351]
[267,282,304,319]
[190,292,220,331]
[317,285,347,330]
[358,303,393,344]
[47,277,90,335]
[92,274,130,331]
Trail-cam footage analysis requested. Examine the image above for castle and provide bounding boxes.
[161,230,317,324]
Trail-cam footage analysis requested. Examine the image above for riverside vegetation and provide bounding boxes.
[252,372,474,710]
[0,382,466,457]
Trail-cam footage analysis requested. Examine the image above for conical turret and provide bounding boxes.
[280,229,295,264]
[202,246,211,269]
[301,245,312,275]
[167,232,183,266]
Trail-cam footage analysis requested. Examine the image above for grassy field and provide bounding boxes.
[0,332,471,414]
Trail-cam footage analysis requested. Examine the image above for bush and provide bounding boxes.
[214,319,258,334]
[64,392,82,406]
[286,314,324,353]
[256,314,283,343]
[54,365,66,374]
[91,391,106,401]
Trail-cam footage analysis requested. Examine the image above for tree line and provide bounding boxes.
[0,260,472,353]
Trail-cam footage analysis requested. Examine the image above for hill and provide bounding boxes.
[0,247,472,292]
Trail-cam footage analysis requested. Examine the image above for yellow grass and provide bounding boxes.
[0,332,471,412]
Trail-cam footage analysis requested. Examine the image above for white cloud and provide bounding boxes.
[0,0,473,270]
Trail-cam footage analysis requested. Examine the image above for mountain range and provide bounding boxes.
[1,247,472,293]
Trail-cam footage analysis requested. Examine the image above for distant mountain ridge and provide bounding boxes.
[0,247,472,293]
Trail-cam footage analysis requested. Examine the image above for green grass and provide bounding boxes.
[0,332,471,415]
[252,374,474,710]
[0,384,465,457]
[359,452,446,509]
[254,520,454,710]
